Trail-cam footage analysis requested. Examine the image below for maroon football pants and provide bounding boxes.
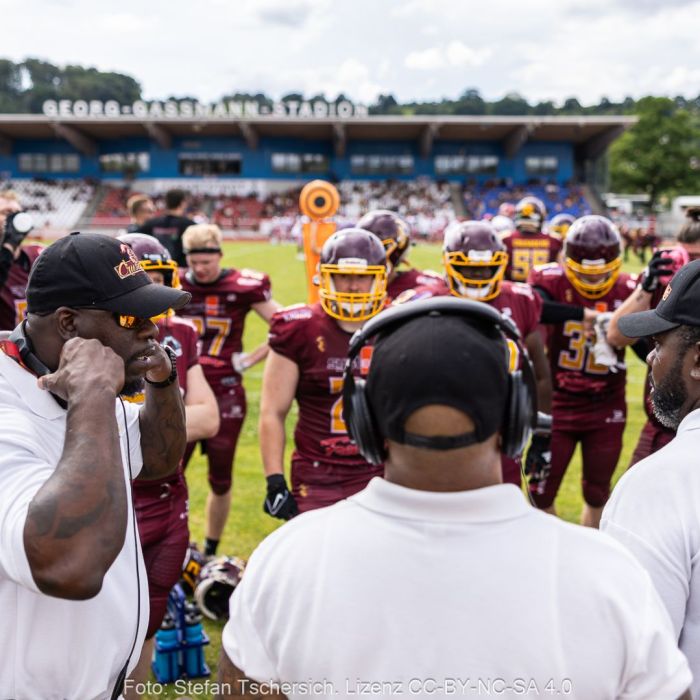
[529,393,626,509]
[628,419,675,468]
[134,475,189,638]
[291,457,384,512]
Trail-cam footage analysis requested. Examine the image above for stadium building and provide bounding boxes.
[0,99,635,234]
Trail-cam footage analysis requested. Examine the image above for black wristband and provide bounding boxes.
[145,346,178,388]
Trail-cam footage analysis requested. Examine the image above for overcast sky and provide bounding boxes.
[2,0,699,106]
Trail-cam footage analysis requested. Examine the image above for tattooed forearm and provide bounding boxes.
[23,401,128,599]
[138,382,186,479]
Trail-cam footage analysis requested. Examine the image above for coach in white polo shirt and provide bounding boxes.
[0,232,190,699]
[217,299,691,700]
[602,259,700,698]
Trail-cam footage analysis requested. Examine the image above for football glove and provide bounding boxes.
[640,251,675,293]
[263,474,299,521]
[524,433,552,488]
[231,352,251,373]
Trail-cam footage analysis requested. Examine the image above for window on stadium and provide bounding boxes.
[271,153,328,173]
[178,153,242,176]
[18,153,80,173]
[350,155,414,175]
[525,156,559,176]
[99,152,150,174]
[435,155,499,175]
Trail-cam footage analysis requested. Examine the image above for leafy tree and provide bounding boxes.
[609,97,700,206]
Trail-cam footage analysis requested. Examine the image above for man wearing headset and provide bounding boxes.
[0,232,190,698]
[217,298,690,699]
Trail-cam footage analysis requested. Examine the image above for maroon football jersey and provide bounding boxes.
[386,267,443,302]
[528,263,636,400]
[268,302,374,467]
[0,245,43,330]
[502,230,562,282]
[393,278,542,341]
[180,268,271,384]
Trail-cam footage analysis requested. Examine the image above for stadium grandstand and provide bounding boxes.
[0,103,635,236]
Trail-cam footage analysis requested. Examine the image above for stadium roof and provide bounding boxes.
[0,114,636,160]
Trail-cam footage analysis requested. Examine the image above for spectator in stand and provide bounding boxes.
[140,188,196,266]
[607,208,700,467]
[126,194,156,233]
[0,191,43,331]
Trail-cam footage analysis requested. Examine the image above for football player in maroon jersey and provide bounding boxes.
[179,224,281,556]
[0,191,43,331]
[607,208,700,466]
[394,220,552,487]
[502,196,562,282]
[356,209,442,301]
[259,228,388,518]
[117,233,219,693]
[528,216,636,527]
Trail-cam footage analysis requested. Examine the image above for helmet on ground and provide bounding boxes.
[194,555,246,620]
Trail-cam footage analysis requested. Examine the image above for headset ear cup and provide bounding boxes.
[501,371,532,459]
[345,378,385,466]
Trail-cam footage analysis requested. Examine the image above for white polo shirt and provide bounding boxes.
[0,352,148,700]
[602,407,700,697]
[224,477,690,700]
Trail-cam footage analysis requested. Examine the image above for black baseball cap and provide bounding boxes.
[365,314,509,448]
[27,232,191,316]
[619,259,700,338]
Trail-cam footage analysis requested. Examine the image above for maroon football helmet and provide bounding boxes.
[443,221,508,301]
[514,196,547,234]
[356,209,411,270]
[563,215,622,299]
[117,232,181,289]
[548,213,576,238]
[318,228,388,321]
[194,555,246,620]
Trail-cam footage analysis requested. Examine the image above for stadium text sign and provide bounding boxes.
[42,99,368,119]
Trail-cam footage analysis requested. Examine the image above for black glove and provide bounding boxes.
[263,474,299,521]
[640,251,674,293]
[524,433,552,488]
[1,212,33,252]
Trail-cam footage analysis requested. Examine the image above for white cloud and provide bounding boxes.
[405,41,491,71]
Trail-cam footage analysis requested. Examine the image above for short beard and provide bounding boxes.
[121,377,145,397]
[651,357,687,431]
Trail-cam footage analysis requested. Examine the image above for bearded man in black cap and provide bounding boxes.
[0,232,190,699]
[602,259,700,699]
[216,298,690,700]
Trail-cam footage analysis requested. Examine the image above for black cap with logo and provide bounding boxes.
[27,232,191,317]
[619,259,700,338]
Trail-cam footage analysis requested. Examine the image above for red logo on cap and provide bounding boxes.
[360,345,374,376]
[662,284,672,301]
[114,244,145,280]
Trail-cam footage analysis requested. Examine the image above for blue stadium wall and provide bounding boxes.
[0,135,575,183]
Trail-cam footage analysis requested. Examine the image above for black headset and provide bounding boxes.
[9,321,52,378]
[342,297,537,465]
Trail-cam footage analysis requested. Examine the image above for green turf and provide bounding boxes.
[140,242,647,698]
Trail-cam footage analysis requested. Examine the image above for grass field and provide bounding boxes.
[141,242,647,698]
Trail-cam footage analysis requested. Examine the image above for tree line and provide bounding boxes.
[1,58,699,205]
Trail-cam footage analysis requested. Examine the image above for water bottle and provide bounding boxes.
[153,613,180,682]
[184,610,207,678]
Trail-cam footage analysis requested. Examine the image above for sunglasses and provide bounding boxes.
[74,307,151,330]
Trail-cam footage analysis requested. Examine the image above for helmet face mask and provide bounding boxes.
[318,229,388,322]
[515,196,547,234]
[443,221,508,302]
[563,216,622,299]
[356,209,411,273]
